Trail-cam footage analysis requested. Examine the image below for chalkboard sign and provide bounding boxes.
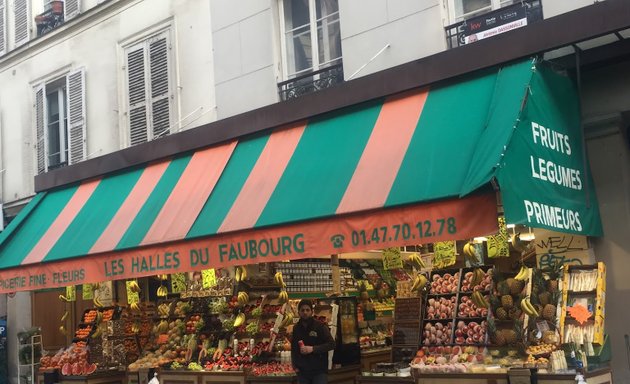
[391,297,422,363]
[393,298,422,321]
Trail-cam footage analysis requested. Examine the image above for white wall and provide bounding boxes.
[210,0,278,119]
[340,0,445,80]
[0,0,217,206]
[542,0,604,19]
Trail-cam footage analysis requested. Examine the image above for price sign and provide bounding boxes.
[487,216,509,258]
[82,284,94,300]
[433,241,456,268]
[65,286,76,301]
[125,281,140,304]
[383,249,403,270]
[171,273,187,293]
[202,269,217,289]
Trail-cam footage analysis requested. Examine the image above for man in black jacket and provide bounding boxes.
[291,299,336,384]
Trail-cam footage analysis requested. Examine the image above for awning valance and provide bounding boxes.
[0,59,601,293]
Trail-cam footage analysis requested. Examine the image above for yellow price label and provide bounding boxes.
[202,269,217,289]
[171,273,186,293]
[82,284,94,300]
[126,281,140,304]
[65,286,76,301]
[433,241,457,269]
[487,216,509,258]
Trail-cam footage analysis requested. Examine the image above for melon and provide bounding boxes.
[85,363,97,375]
[71,362,83,376]
[61,363,72,376]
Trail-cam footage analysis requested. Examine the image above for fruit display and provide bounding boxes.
[460,268,492,292]
[74,324,93,340]
[422,321,453,345]
[411,345,485,373]
[454,320,487,345]
[426,297,456,320]
[39,344,97,376]
[429,271,459,295]
[250,362,295,376]
[457,294,489,318]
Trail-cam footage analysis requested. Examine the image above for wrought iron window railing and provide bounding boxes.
[35,1,65,37]
[278,64,344,101]
[445,0,542,49]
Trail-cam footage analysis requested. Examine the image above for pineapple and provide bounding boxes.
[538,291,552,307]
[542,291,560,321]
[508,307,522,321]
[488,318,506,346]
[542,304,556,321]
[498,282,514,310]
[506,277,525,295]
[502,329,518,345]
[496,307,508,320]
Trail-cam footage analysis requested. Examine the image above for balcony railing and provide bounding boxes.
[445,0,542,49]
[35,1,64,37]
[278,63,344,101]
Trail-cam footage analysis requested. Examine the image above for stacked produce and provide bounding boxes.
[426,297,455,320]
[429,272,459,294]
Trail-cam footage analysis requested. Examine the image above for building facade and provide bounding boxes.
[0,0,628,382]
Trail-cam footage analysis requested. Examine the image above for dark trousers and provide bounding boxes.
[297,372,327,384]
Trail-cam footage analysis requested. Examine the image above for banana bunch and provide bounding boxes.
[60,311,69,322]
[281,312,294,328]
[95,311,103,324]
[131,321,141,334]
[274,272,286,288]
[234,313,246,328]
[278,289,289,304]
[58,294,71,302]
[235,266,248,282]
[237,291,250,306]
[470,268,485,287]
[92,324,105,339]
[514,266,529,281]
[156,274,169,281]
[462,241,480,263]
[130,302,141,312]
[157,320,169,333]
[59,325,67,335]
[520,297,539,317]
[410,274,428,291]
[471,291,489,308]
[408,253,425,270]
[511,233,529,253]
[128,280,141,293]
[93,296,104,308]
[157,303,171,317]
[156,285,169,297]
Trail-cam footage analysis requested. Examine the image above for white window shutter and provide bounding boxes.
[126,45,148,146]
[0,0,6,55]
[66,68,86,165]
[64,0,80,20]
[148,35,170,139]
[35,85,46,174]
[14,0,29,47]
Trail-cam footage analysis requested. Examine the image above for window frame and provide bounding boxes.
[34,67,86,174]
[45,83,69,169]
[278,0,342,80]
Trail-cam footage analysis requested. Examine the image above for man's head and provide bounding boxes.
[297,299,314,320]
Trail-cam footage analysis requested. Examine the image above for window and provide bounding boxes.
[448,0,518,22]
[280,0,342,79]
[35,69,86,174]
[123,30,172,146]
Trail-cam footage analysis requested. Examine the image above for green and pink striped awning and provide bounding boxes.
[0,60,601,293]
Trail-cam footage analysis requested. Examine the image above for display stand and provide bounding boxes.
[18,333,41,384]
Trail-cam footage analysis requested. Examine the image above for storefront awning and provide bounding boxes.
[0,59,601,293]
